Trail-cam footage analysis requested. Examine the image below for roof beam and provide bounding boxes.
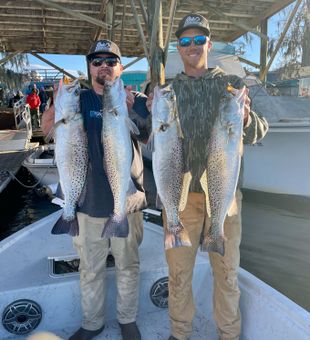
[93,0,109,41]
[32,0,111,30]
[31,52,90,88]
[226,0,295,41]
[260,0,302,80]
[0,51,23,66]
[203,2,268,40]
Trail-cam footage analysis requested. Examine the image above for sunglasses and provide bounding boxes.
[178,35,207,47]
[90,57,119,67]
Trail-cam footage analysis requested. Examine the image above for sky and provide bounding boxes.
[25,4,293,77]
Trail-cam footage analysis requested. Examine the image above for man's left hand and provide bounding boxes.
[125,85,135,111]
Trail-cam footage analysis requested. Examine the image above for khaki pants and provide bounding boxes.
[73,212,143,330]
[164,190,242,340]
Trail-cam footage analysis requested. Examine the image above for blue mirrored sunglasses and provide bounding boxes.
[178,35,207,47]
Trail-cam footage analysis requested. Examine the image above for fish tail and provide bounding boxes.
[51,215,79,236]
[165,222,192,249]
[201,230,225,256]
[101,215,129,238]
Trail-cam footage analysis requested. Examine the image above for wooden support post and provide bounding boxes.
[164,0,177,65]
[259,18,268,82]
[110,0,117,41]
[137,0,148,27]
[147,0,165,88]
[130,0,150,61]
[93,0,109,41]
[31,52,90,88]
[120,0,127,51]
[259,0,302,81]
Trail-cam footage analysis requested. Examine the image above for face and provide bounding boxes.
[89,53,123,86]
[177,28,211,70]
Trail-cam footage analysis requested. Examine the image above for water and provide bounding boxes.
[0,167,60,241]
[0,165,309,312]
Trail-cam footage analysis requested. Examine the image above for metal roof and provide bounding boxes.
[0,0,295,58]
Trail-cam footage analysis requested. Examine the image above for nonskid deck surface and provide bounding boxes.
[8,312,217,340]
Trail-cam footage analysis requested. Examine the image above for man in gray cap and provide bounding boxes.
[42,39,150,340]
[158,13,269,340]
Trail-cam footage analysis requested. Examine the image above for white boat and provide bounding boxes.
[243,82,310,198]
[0,210,309,339]
[22,144,59,195]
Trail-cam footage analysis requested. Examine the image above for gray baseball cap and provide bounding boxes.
[175,13,210,38]
[87,39,121,61]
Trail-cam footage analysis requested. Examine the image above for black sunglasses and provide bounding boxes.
[178,35,207,47]
[90,57,119,67]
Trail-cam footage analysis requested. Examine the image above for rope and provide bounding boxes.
[7,165,55,189]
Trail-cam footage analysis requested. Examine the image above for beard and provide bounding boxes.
[95,69,113,86]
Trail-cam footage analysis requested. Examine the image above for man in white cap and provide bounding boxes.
[160,13,269,340]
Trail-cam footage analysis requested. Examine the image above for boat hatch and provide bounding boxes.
[48,253,115,278]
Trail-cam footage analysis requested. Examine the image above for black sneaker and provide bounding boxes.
[119,321,141,340]
[68,325,105,340]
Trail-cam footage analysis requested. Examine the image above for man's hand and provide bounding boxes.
[229,86,250,126]
[125,85,135,111]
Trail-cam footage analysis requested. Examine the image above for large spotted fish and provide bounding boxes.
[51,79,88,236]
[151,84,192,249]
[101,77,139,238]
[201,86,246,256]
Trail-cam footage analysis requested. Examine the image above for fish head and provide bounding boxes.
[102,77,127,118]
[152,84,178,133]
[219,86,246,126]
[54,79,81,124]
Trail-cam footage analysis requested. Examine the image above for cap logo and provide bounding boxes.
[95,41,111,51]
[184,16,201,27]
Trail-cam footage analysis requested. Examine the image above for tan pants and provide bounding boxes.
[164,190,242,340]
[73,212,143,330]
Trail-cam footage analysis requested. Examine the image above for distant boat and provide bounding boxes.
[0,99,38,193]
[0,210,309,339]
[22,144,59,194]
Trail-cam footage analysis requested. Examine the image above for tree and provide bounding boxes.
[0,53,28,90]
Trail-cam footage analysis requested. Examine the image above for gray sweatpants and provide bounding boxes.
[73,212,143,330]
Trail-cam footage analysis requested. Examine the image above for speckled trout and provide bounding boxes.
[101,77,139,238]
[51,79,88,236]
[151,84,192,249]
[201,86,246,256]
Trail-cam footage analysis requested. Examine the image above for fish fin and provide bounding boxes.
[201,232,225,256]
[126,116,140,135]
[176,120,184,139]
[126,179,137,196]
[227,197,238,216]
[146,132,154,152]
[51,215,79,236]
[44,126,55,143]
[165,225,192,249]
[156,193,164,210]
[101,215,129,238]
[199,170,211,217]
[179,172,191,211]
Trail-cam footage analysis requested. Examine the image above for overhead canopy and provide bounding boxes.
[0,0,295,58]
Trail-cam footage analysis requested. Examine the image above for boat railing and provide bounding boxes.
[13,98,32,141]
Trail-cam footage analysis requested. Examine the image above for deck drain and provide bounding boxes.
[150,277,169,308]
